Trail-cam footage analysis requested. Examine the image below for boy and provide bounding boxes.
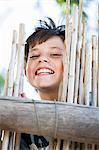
[21,17,65,150]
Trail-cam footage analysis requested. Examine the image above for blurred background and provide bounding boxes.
[0,0,98,96]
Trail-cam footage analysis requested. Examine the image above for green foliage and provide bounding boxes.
[56,0,87,18]
[0,74,4,94]
[70,0,79,5]
[56,0,79,5]
[56,0,65,5]
[56,0,79,16]
[0,74,4,86]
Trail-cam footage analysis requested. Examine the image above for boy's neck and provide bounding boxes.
[39,89,58,101]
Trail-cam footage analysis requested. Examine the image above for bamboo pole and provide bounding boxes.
[65,4,79,150]
[62,0,71,149]
[62,0,70,101]
[76,18,86,150]
[92,35,98,106]
[13,23,25,97]
[7,30,17,96]
[73,1,83,148]
[13,23,25,150]
[78,20,86,105]
[92,5,99,150]
[74,0,83,104]
[67,5,78,103]
[1,30,17,150]
[63,141,70,150]
[55,139,61,150]
[84,43,91,150]
[97,41,99,107]
[97,58,99,107]
[58,0,71,149]
[91,35,98,150]
[98,4,99,109]
[84,43,91,105]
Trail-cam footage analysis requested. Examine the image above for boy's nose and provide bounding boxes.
[39,56,49,63]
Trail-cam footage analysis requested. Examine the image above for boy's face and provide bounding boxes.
[26,36,65,92]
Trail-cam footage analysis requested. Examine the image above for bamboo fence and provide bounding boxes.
[60,0,98,149]
[0,0,98,149]
[0,24,25,150]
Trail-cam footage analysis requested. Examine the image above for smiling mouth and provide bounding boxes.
[35,68,54,75]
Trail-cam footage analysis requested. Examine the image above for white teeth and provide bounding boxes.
[36,69,54,75]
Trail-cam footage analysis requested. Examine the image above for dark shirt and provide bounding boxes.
[20,133,49,150]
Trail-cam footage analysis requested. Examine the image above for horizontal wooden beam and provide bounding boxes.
[0,96,99,144]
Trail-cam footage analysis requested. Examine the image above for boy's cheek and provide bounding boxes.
[25,62,31,75]
[26,65,35,81]
[25,64,30,78]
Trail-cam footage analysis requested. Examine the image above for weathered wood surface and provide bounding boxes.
[0,96,99,144]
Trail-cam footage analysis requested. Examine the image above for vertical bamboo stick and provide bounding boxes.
[97,36,99,107]
[91,35,98,150]
[58,0,72,149]
[1,131,10,150]
[58,23,72,150]
[98,4,99,109]
[13,23,25,97]
[75,142,81,150]
[63,3,79,150]
[74,1,83,148]
[0,136,1,150]
[13,23,25,150]
[62,0,70,101]
[0,131,1,149]
[97,61,99,107]
[84,43,91,105]
[55,139,61,150]
[67,5,78,103]
[1,30,17,150]
[97,43,99,107]
[78,19,87,150]
[92,35,98,106]
[79,20,86,104]
[84,43,92,150]
[62,0,71,149]
[74,0,83,104]
[63,140,70,150]
[7,30,17,96]
[47,138,54,150]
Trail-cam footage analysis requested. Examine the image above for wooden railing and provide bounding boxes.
[0,96,99,145]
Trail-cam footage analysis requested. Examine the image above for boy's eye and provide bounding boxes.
[30,55,40,60]
[51,53,62,57]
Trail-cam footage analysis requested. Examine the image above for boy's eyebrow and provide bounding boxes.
[50,46,62,50]
[50,46,64,51]
[30,46,63,52]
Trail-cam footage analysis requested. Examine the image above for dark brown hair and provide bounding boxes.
[25,17,65,63]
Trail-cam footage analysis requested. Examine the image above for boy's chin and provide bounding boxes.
[35,84,59,92]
